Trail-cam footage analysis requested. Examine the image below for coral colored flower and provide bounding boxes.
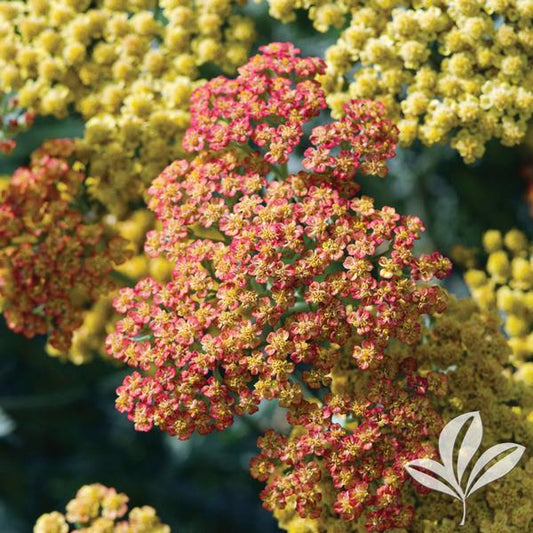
[256,300,533,532]
[0,140,131,351]
[252,374,441,530]
[107,45,450,447]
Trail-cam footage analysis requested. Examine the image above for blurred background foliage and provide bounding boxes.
[1,4,532,532]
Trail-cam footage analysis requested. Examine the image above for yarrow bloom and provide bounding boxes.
[182,42,396,177]
[0,139,131,351]
[45,209,173,364]
[266,0,533,163]
[251,383,443,531]
[107,43,450,458]
[0,0,256,214]
[267,299,532,532]
[34,483,170,533]
[0,89,34,154]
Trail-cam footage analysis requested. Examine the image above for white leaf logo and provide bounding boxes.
[404,411,525,526]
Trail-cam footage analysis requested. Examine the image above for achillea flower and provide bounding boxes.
[34,483,170,533]
[0,89,34,154]
[45,209,172,364]
[464,229,533,365]
[408,299,532,533]
[252,389,441,530]
[0,0,255,215]
[264,299,532,532]
[183,42,397,178]
[107,44,450,444]
[0,139,131,352]
[265,0,533,163]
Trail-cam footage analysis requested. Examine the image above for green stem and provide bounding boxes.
[110,270,136,287]
[272,162,289,181]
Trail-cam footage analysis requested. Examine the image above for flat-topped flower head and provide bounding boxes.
[255,299,532,532]
[183,42,327,157]
[34,483,169,533]
[265,0,533,163]
[252,393,440,531]
[183,43,398,177]
[0,139,131,351]
[106,45,450,441]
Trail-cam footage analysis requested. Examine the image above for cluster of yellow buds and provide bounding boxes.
[46,209,172,364]
[0,0,255,215]
[410,299,532,533]
[464,229,533,369]
[266,0,533,163]
[34,483,170,533]
[410,299,533,533]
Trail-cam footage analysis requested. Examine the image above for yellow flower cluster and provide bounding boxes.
[409,298,532,532]
[46,209,172,364]
[266,0,533,163]
[464,229,533,367]
[274,298,533,532]
[0,0,255,215]
[34,483,170,533]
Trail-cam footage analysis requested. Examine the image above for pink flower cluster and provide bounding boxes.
[0,140,130,351]
[106,43,451,530]
[251,356,447,530]
[183,42,397,178]
[183,42,326,161]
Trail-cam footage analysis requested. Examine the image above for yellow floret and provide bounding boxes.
[487,250,510,281]
[464,269,488,288]
[511,257,533,288]
[515,362,533,385]
[506,314,529,337]
[483,229,503,253]
[504,229,528,254]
